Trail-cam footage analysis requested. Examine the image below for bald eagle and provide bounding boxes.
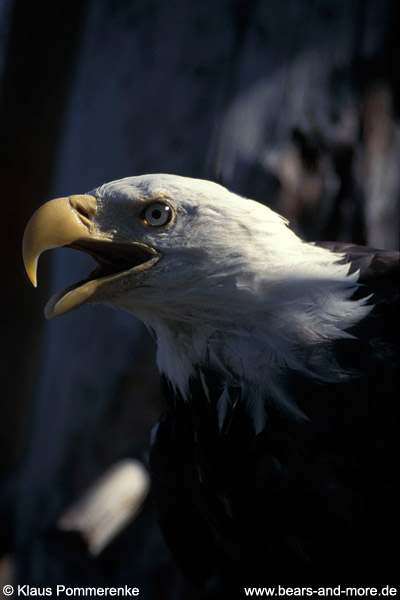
[24,175,398,593]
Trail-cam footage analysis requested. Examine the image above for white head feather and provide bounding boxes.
[92,174,372,429]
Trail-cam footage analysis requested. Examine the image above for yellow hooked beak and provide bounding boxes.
[23,195,98,287]
[23,194,159,319]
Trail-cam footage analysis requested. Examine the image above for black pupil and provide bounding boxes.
[152,209,162,220]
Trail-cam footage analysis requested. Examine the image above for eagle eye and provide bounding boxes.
[142,202,172,227]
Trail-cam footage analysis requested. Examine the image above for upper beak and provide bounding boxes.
[23,195,98,287]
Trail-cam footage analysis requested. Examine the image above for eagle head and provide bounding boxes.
[23,174,371,410]
[23,174,297,321]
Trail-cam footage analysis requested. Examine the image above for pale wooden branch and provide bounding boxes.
[58,459,150,556]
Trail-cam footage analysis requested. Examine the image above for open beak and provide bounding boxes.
[23,195,159,319]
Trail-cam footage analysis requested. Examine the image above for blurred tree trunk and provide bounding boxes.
[0,0,88,531]
[212,0,399,249]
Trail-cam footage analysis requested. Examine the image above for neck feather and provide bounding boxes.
[152,243,371,411]
[133,240,372,432]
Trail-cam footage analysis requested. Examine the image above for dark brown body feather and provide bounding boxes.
[150,244,399,596]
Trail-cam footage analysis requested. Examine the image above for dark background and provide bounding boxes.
[0,0,399,597]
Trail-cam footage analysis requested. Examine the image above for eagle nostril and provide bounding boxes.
[75,203,91,221]
[69,195,98,230]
